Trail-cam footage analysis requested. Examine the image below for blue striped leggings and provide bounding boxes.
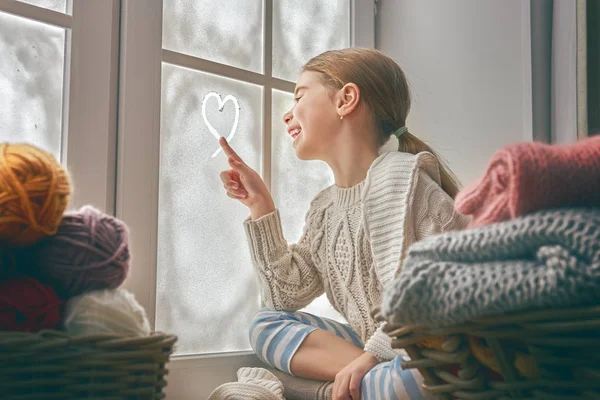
[249,309,432,400]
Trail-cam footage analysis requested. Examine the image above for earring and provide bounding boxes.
[339,115,344,120]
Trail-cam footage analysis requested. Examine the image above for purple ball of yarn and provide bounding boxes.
[28,205,130,298]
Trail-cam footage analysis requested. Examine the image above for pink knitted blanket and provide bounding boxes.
[456,135,600,227]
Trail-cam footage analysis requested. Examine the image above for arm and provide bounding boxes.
[363,324,400,362]
[218,137,324,311]
[244,208,324,311]
[412,170,471,241]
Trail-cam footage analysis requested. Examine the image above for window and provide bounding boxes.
[0,0,120,213]
[1,4,67,159]
[118,0,374,396]
[158,0,353,357]
[2,0,372,396]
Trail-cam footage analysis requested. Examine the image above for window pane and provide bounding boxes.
[271,89,345,323]
[162,0,263,73]
[0,11,66,160]
[273,0,350,82]
[18,0,68,14]
[157,64,262,356]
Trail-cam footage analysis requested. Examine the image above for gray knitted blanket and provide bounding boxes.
[381,208,600,327]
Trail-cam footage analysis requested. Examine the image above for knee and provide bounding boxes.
[248,309,297,351]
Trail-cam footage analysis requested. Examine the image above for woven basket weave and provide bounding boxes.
[0,330,177,400]
[374,305,600,399]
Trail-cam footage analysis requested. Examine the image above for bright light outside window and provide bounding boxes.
[0,9,67,160]
[18,0,68,14]
[156,0,350,356]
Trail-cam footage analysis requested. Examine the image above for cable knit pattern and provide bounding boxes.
[455,135,600,227]
[244,152,468,361]
[382,208,600,328]
[244,209,325,311]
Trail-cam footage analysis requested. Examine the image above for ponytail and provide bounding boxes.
[398,132,461,199]
[301,48,461,198]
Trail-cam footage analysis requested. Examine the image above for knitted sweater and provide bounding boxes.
[244,151,470,361]
[455,135,600,227]
[382,208,600,328]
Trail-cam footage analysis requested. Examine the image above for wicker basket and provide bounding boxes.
[0,330,177,400]
[374,305,600,399]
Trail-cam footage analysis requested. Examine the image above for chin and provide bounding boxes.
[293,141,319,161]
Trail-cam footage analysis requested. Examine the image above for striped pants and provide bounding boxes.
[249,309,432,400]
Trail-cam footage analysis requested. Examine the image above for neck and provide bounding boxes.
[324,125,380,188]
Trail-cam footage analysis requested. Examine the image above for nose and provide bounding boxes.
[282,107,293,125]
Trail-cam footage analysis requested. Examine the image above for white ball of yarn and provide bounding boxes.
[64,288,151,336]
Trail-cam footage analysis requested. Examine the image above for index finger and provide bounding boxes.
[219,137,242,162]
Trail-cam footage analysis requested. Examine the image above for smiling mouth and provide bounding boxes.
[289,128,302,141]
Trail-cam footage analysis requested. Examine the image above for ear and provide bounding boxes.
[336,83,360,118]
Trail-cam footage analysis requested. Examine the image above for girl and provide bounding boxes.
[218,48,469,400]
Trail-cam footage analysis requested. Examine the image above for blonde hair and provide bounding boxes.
[303,48,461,199]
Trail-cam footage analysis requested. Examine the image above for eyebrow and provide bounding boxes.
[294,86,308,96]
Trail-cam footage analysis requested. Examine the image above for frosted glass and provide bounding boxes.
[18,0,68,13]
[0,11,65,161]
[157,64,263,356]
[271,89,345,323]
[273,0,350,82]
[163,0,263,73]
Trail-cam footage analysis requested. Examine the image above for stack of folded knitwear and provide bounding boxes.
[382,134,600,328]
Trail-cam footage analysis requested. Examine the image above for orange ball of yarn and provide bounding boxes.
[0,143,72,247]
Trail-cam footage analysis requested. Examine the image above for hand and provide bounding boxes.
[332,352,379,400]
[218,137,275,219]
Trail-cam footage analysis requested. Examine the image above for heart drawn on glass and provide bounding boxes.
[201,91,240,158]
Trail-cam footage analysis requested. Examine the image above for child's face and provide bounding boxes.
[283,71,341,161]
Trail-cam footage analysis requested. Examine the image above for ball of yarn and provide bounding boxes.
[63,288,150,336]
[0,143,72,247]
[0,276,62,332]
[27,205,130,298]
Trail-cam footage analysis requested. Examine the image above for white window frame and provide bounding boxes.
[116,1,374,397]
[0,0,120,214]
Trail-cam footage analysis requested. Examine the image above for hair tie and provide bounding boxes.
[393,126,407,139]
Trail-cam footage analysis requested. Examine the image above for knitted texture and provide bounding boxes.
[382,209,600,328]
[0,142,72,247]
[63,288,150,336]
[0,276,62,332]
[361,151,441,288]
[208,368,285,400]
[268,368,332,400]
[362,323,399,362]
[455,135,600,227]
[244,152,469,361]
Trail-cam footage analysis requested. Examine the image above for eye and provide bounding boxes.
[294,96,302,102]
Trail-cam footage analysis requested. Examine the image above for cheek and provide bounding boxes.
[293,104,304,123]
[294,102,311,126]
[297,103,333,130]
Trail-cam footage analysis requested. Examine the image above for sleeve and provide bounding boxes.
[363,324,402,362]
[244,209,324,312]
[412,170,471,241]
